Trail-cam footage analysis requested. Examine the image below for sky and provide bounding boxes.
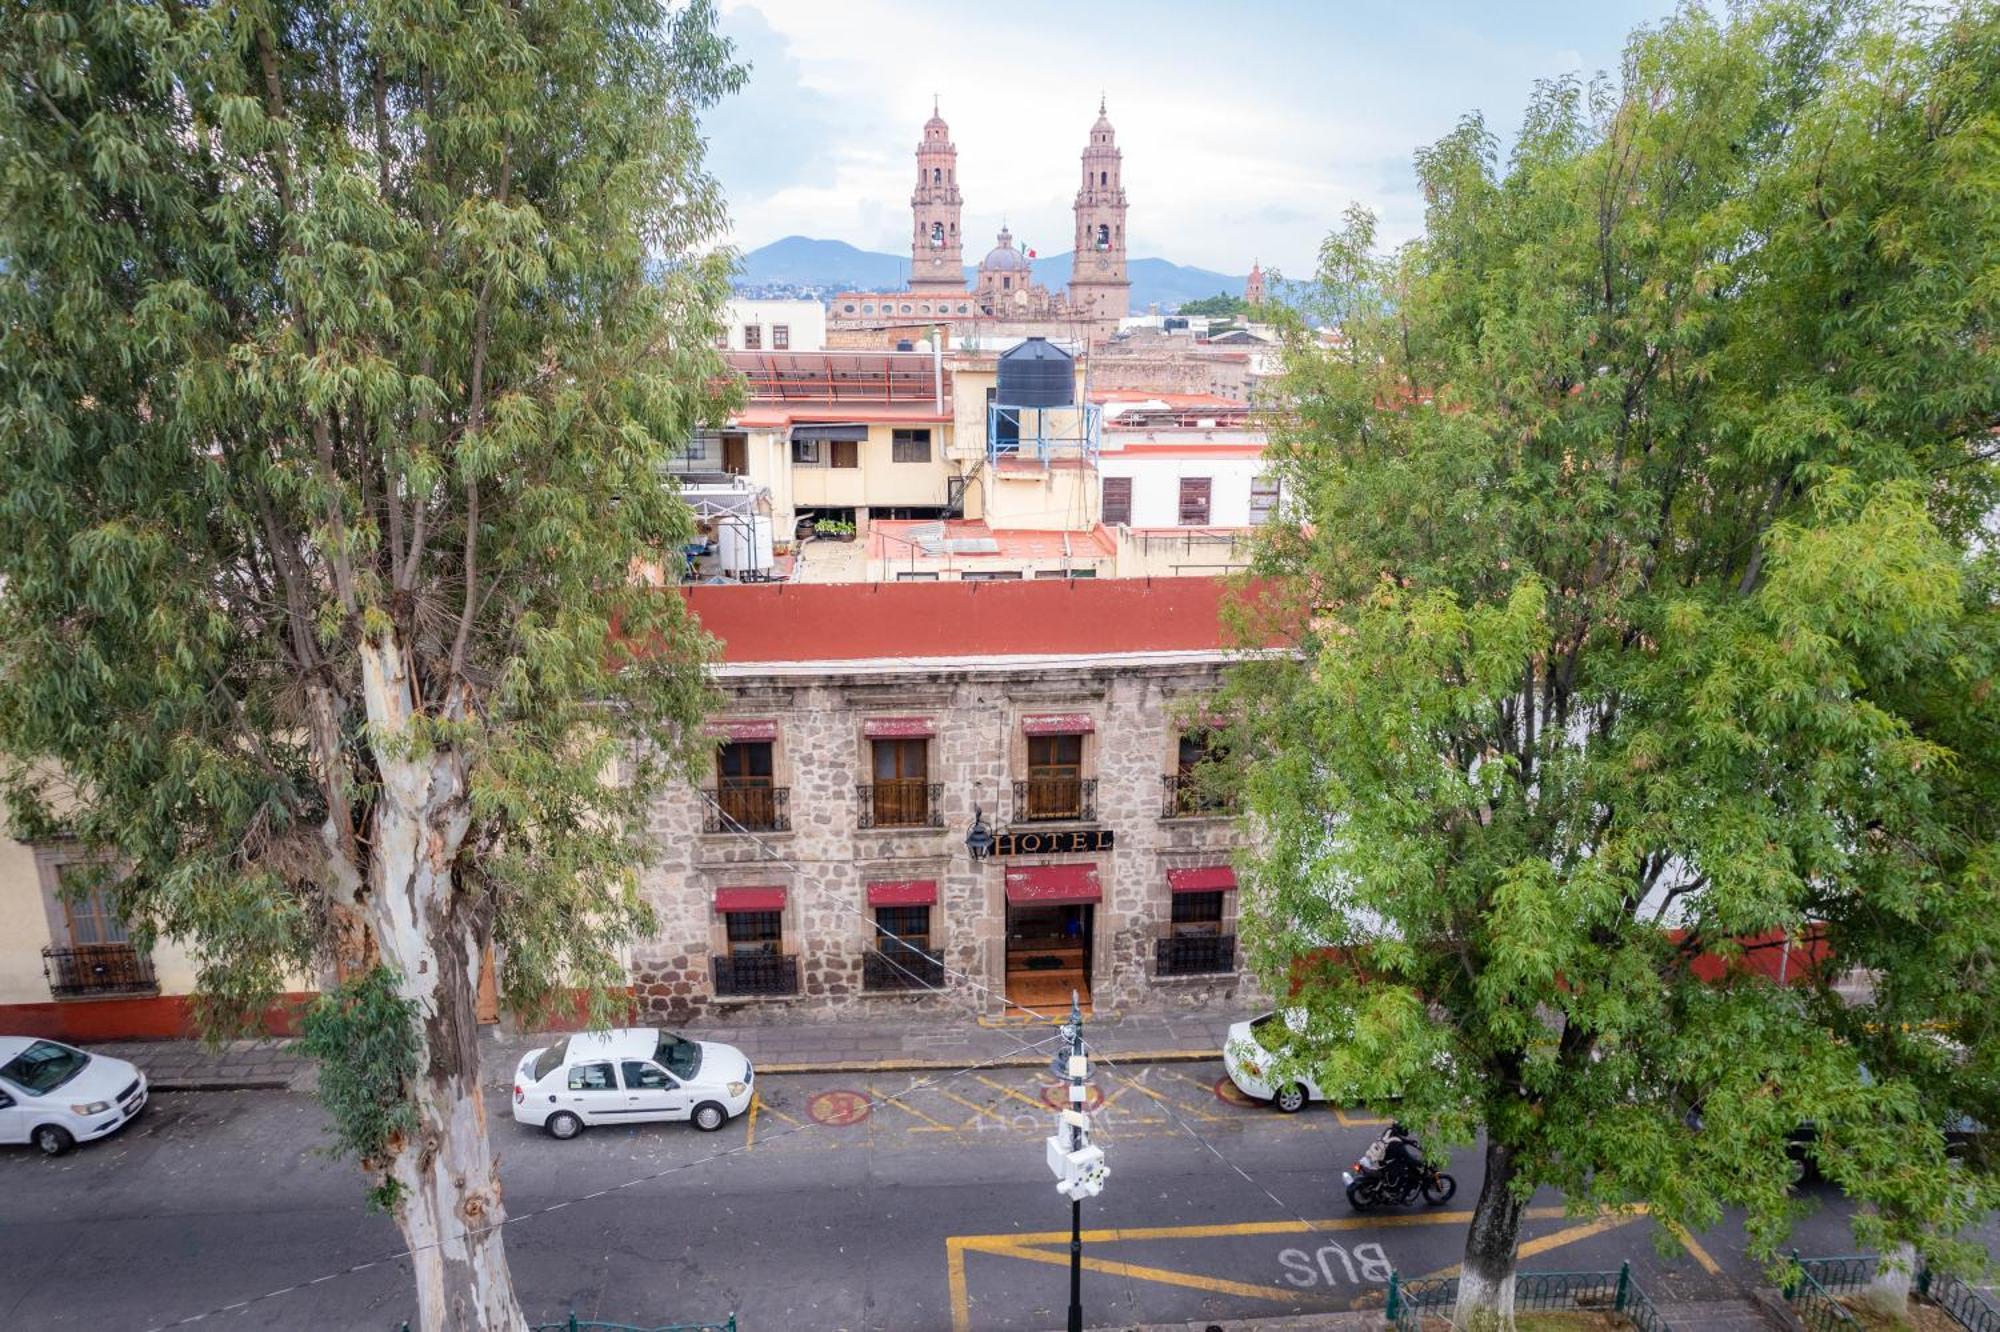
[702,0,1684,279]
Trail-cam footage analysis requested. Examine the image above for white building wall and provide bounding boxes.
[1097,452,1269,528]
[722,299,827,353]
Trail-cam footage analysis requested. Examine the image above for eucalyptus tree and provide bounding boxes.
[0,2,739,1325]
[1232,4,2000,1326]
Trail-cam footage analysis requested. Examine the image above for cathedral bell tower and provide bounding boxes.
[1067,97,1130,321]
[910,99,966,295]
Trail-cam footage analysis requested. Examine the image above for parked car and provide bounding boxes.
[1224,1010,1325,1113]
[512,1028,753,1138]
[0,1036,149,1156]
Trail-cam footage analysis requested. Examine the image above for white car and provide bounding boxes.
[0,1036,149,1156]
[512,1028,753,1138]
[1223,1010,1324,1113]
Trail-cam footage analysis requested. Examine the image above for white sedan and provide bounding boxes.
[512,1028,753,1138]
[1223,1011,1324,1113]
[0,1036,149,1155]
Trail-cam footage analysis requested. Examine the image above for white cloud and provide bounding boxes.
[710,0,1662,274]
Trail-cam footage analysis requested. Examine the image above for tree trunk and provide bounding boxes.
[361,638,528,1332]
[1862,1240,1915,1320]
[1455,1137,1530,1331]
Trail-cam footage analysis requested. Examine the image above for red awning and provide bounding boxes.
[866,879,938,907]
[1167,866,1237,893]
[1004,863,1102,904]
[713,886,786,912]
[709,719,778,742]
[863,716,936,739]
[1023,713,1095,735]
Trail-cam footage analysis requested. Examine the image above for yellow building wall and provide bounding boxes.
[0,829,49,1003]
[789,424,955,516]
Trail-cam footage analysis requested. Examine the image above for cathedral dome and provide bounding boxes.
[980,227,1031,273]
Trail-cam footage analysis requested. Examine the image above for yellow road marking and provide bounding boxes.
[1666,1219,1722,1275]
[1417,1209,1649,1281]
[1154,1070,1230,1121]
[981,1238,1327,1304]
[757,1100,804,1128]
[870,1084,957,1132]
[972,1073,1053,1112]
[947,1236,971,1332]
[1109,1074,1176,1105]
[934,1085,1012,1127]
[744,1092,759,1151]
[1335,1107,1391,1127]
[956,1206,1571,1248]
[945,1207,1582,1332]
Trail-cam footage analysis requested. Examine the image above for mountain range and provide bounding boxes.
[734,235,1249,313]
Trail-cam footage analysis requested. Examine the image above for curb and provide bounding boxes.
[143,1048,1222,1093]
[754,1047,1217,1076]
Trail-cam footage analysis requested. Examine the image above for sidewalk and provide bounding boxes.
[95,1008,1235,1094]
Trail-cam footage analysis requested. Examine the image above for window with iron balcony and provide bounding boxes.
[1155,889,1235,977]
[1016,732,1094,822]
[1163,730,1234,818]
[713,909,798,996]
[708,741,789,832]
[858,738,942,828]
[41,863,158,998]
[864,906,945,991]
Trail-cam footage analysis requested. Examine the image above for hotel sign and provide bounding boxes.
[993,828,1115,857]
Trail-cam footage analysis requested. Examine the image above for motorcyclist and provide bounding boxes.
[1359,1122,1425,1192]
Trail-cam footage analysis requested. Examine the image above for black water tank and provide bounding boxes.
[996,336,1074,407]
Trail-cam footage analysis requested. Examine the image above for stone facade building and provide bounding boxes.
[631,578,1274,1023]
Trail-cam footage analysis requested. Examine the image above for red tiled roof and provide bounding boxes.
[681,577,1288,663]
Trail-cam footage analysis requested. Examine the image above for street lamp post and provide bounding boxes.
[1065,995,1084,1332]
[1045,991,1105,1332]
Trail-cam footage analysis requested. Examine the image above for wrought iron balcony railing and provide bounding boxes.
[1154,932,1237,978]
[856,782,944,829]
[1161,773,1235,818]
[704,785,790,833]
[862,944,946,992]
[1013,776,1096,823]
[712,951,800,998]
[43,944,158,998]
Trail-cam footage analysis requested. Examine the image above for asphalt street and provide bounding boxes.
[0,1057,1982,1331]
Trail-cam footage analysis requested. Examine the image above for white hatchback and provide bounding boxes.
[512,1028,753,1138]
[1223,1011,1325,1113]
[0,1036,149,1156]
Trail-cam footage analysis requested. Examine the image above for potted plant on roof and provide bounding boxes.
[815,518,856,542]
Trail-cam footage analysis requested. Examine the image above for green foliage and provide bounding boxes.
[297,967,419,1210]
[1178,290,1253,318]
[0,3,740,1027]
[811,519,856,538]
[1234,0,2000,1277]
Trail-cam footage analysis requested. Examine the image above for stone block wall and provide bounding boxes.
[632,658,1268,1024]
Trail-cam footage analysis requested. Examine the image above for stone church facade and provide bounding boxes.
[831,100,1134,344]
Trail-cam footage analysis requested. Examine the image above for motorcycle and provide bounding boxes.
[1341,1128,1456,1211]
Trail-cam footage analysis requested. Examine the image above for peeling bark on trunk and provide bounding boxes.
[360,636,528,1332]
[1455,1137,1529,1331]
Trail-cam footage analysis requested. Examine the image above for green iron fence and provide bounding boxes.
[1922,1269,2000,1332]
[1783,1260,1861,1332]
[1787,1251,2000,1332]
[1385,1261,1670,1331]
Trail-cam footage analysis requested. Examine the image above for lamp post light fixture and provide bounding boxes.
[965,805,995,862]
